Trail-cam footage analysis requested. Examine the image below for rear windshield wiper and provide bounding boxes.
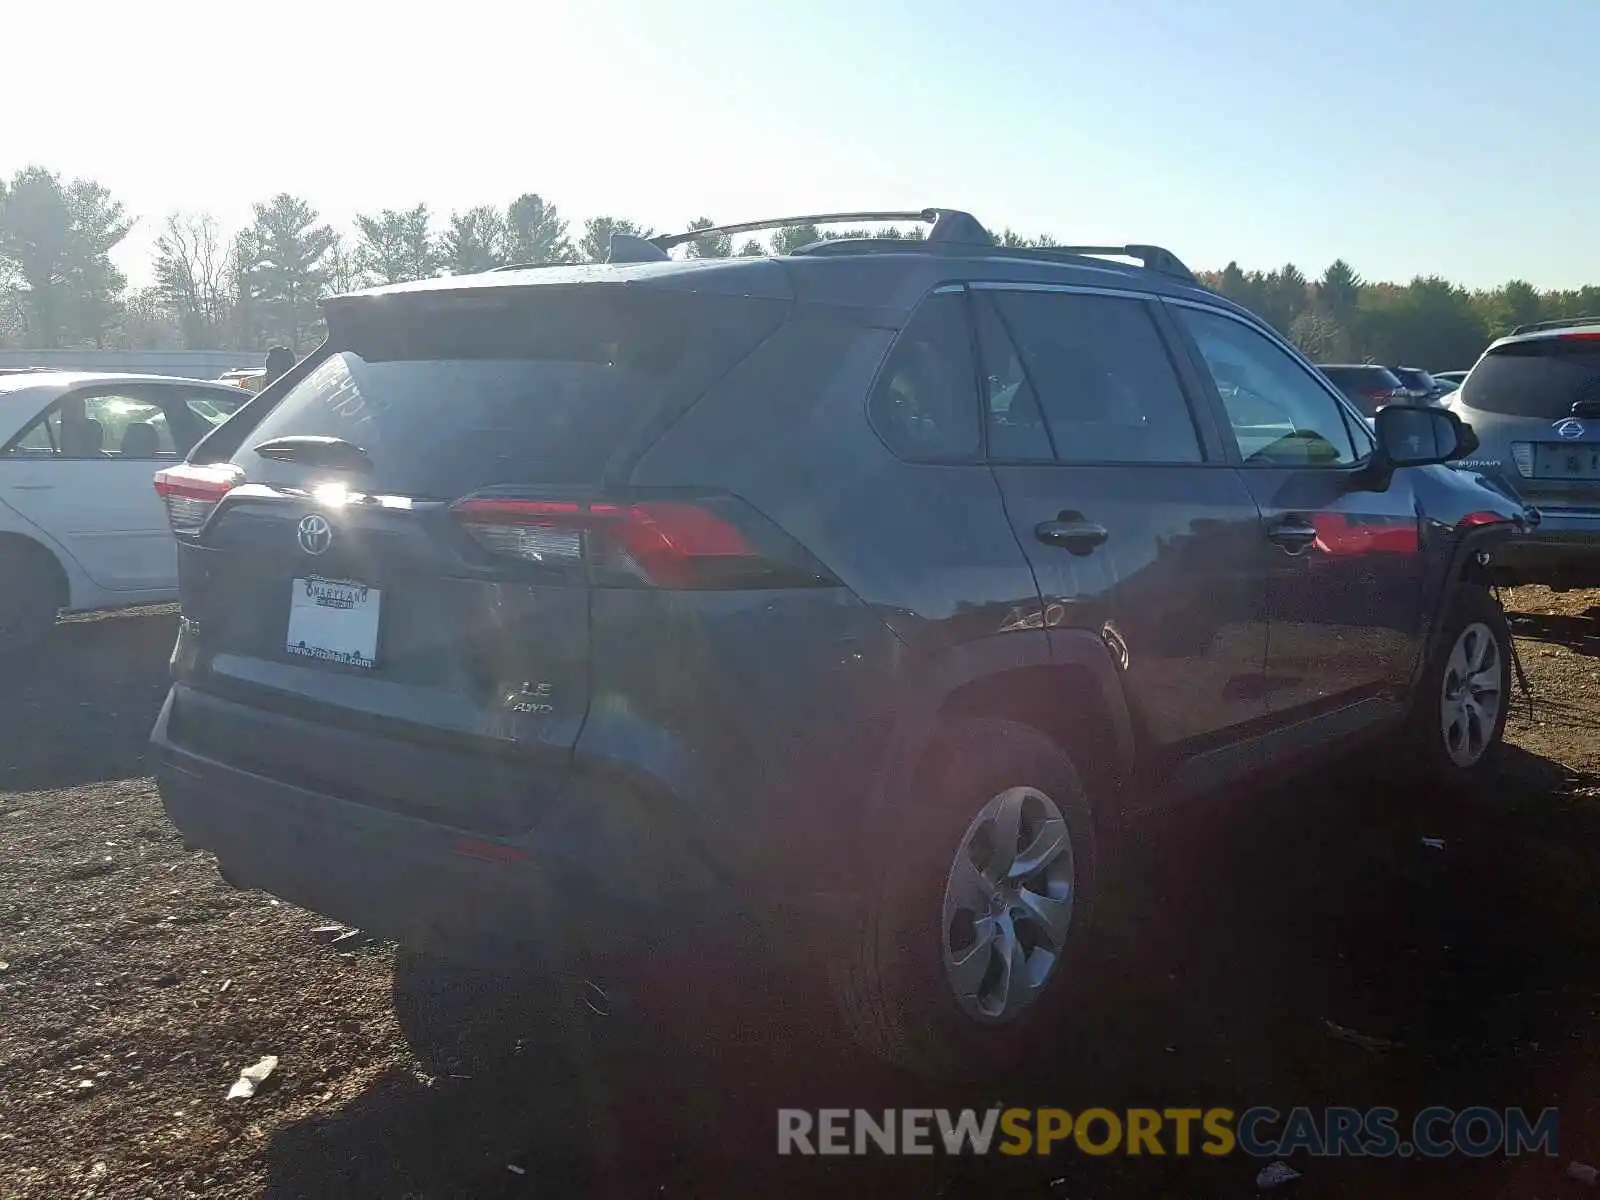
[250,435,374,473]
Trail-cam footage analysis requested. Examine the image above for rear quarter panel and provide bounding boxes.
[1407,461,1528,660]
[609,306,1047,887]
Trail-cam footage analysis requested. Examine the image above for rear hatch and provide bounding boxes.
[1459,333,1600,506]
[158,275,791,833]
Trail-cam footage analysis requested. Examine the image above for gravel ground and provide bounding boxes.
[0,589,1597,1198]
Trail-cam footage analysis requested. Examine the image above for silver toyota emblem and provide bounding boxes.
[1556,418,1586,440]
[297,514,333,556]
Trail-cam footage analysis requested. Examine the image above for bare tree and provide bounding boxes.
[153,212,234,349]
[323,235,363,296]
[112,286,183,350]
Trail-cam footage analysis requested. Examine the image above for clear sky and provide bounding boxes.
[7,0,1593,289]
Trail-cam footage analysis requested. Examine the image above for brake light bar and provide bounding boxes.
[450,493,835,590]
[153,463,244,533]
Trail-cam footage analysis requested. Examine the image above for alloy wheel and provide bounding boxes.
[1439,621,1503,768]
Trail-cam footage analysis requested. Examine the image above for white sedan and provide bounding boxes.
[0,371,249,651]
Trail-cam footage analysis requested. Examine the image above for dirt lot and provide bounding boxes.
[1,590,1597,1199]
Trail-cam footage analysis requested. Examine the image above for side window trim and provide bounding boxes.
[970,282,1222,467]
[1144,299,1233,465]
[972,288,1061,461]
[1163,297,1374,470]
[864,288,984,465]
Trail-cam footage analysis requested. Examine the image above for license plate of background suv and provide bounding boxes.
[1534,443,1600,481]
[286,576,380,668]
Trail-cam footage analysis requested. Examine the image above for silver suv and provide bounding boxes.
[1450,318,1600,590]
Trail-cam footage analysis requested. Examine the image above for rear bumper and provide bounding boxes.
[1490,507,1600,585]
[151,686,770,975]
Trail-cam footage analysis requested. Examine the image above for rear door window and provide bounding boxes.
[977,289,1204,464]
[85,393,177,457]
[1461,339,1600,418]
[233,288,789,496]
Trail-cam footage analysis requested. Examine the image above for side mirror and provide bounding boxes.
[1372,404,1475,471]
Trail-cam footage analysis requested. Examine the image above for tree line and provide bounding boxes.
[1,164,1593,369]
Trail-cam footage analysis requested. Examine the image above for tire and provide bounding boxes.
[0,542,61,655]
[391,950,580,1074]
[1402,584,1513,788]
[830,717,1098,1081]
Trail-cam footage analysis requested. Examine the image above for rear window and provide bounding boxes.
[234,289,788,496]
[1459,339,1600,418]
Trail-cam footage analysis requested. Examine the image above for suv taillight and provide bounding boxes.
[153,463,245,533]
[450,492,838,590]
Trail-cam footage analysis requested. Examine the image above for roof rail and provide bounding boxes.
[495,208,1199,285]
[650,208,988,251]
[489,260,576,272]
[1044,244,1197,283]
[1510,316,1600,336]
[793,236,1198,284]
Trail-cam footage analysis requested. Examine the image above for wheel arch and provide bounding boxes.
[868,630,1138,841]
[0,530,71,610]
[1417,525,1517,683]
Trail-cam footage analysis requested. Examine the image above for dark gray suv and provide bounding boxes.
[150,209,1531,1079]
[1448,318,1600,591]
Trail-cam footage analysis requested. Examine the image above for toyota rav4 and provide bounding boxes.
[150,208,1531,1079]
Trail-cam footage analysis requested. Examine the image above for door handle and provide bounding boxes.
[10,483,54,491]
[1267,516,1319,555]
[1035,517,1110,556]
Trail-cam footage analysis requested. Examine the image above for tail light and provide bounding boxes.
[450,491,839,590]
[1511,442,1534,477]
[153,463,244,533]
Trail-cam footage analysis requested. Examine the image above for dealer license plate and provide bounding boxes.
[286,576,380,668]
